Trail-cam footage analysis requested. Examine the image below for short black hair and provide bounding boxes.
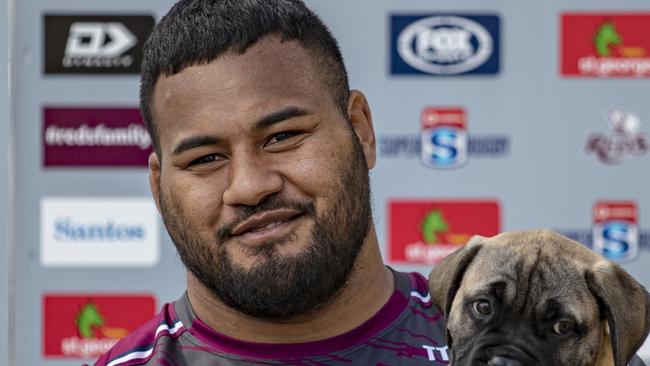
[140,0,350,155]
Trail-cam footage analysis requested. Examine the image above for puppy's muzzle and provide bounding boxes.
[470,343,541,366]
[486,356,522,366]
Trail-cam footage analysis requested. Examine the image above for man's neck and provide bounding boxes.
[186,228,394,344]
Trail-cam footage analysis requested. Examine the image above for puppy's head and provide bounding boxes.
[429,229,650,366]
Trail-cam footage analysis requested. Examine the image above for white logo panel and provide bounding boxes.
[65,22,136,57]
[41,197,159,267]
[397,16,493,75]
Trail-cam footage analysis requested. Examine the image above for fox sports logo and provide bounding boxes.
[421,126,468,169]
[397,16,493,75]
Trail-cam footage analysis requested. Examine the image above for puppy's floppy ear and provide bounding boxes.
[429,235,484,319]
[586,260,650,366]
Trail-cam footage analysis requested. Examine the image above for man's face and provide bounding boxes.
[149,36,376,319]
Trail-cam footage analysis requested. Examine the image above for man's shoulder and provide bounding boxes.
[335,269,449,364]
[392,268,439,313]
[92,300,186,366]
[380,269,446,340]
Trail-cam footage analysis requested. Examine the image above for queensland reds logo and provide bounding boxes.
[586,109,648,164]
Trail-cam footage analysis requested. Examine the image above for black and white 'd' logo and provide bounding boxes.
[64,22,137,68]
[44,15,154,74]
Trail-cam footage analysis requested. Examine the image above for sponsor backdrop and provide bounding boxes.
[1,0,11,365]
[1,0,649,365]
[42,107,152,167]
[42,294,156,359]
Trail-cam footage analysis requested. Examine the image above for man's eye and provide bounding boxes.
[188,154,222,166]
[266,131,298,146]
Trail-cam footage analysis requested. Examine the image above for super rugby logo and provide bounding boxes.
[557,201,649,263]
[421,108,467,168]
[592,201,639,262]
[378,107,510,168]
[391,14,500,75]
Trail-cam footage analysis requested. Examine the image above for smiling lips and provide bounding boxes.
[230,208,304,245]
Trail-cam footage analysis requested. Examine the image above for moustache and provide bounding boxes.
[214,194,315,245]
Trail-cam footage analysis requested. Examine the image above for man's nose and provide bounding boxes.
[222,152,283,207]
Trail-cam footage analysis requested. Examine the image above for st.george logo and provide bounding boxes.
[388,200,500,265]
[391,14,500,75]
[421,108,467,169]
[561,13,650,77]
[592,201,639,262]
[43,295,156,359]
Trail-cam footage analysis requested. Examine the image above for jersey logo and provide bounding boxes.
[422,345,450,361]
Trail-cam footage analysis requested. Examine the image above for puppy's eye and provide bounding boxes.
[552,321,573,335]
[472,299,492,317]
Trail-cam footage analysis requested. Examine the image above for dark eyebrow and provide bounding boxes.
[252,106,310,132]
[172,106,309,156]
[172,135,222,156]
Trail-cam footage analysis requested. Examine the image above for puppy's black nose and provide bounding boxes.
[487,356,522,366]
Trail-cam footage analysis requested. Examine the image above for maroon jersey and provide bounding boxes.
[93,269,450,365]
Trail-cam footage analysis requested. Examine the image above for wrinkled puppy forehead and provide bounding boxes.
[469,229,602,270]
[459,230,600,316]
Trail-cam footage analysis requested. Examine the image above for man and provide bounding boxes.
[93,0,448,365]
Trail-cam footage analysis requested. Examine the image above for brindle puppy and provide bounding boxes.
[429,229,650,366]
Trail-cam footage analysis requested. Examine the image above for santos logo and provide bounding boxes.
[44,15,154,74]
[391,14,500,75]
[54,218,144,242]
[64,22,137,68]
[41,197,159,267]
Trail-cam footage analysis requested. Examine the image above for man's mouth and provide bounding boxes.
[229,208,305,246]
[250,221,285,232]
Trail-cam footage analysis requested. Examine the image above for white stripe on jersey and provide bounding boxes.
[107,348,153,366]
[410,291,431,303]
[107,320,184,366]
[155,320,184,337]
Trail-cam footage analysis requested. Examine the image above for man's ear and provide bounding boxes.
[148,152,162,213]
[586,260,650,366]
[346,89,376,169]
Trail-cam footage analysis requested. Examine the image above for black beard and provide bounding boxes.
[159,132,372,320]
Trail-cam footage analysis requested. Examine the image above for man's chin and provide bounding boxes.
[203,255,331,319]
